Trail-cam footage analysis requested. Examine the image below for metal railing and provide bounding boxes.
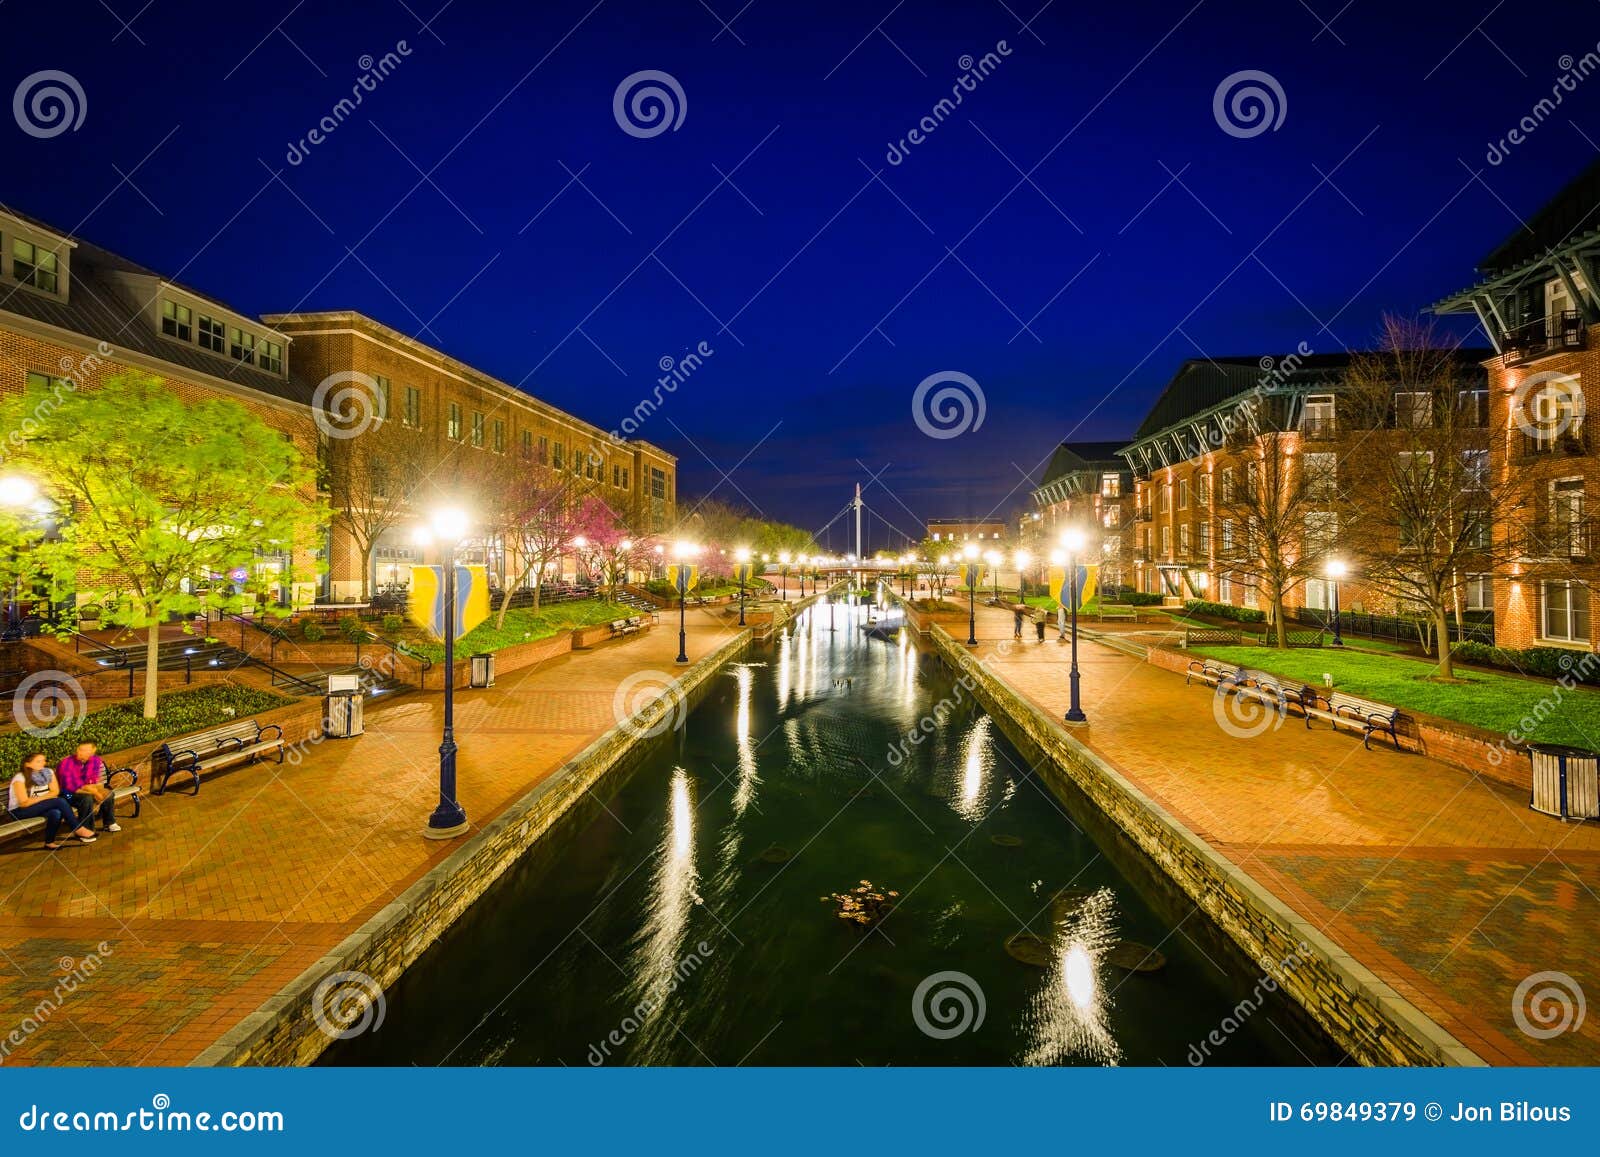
[1502,310,1586,367]
[1518,519,1596,561]
[1515,427,1591,458]
[1288,607,1494,646]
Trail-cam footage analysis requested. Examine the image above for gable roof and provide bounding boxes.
[1038,440,1130,488]
[1131,354,1355,442]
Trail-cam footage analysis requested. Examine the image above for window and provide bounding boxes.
[1177,479,1189,509]
[1196,474,1212,507]
[1525,376,1582,449]
[1160,526,1171,555]
[24,371,67,392]
[650,467,667,500]
[374,377,391,421]
[1464,507,1491,549]
[620,467,629,489]
[1543,580,1590,643]
[552,441,564,469]
[571,446,582,474]
[228,327,255,365]
[404,386,421,429]
[1464,574,1492,612]
[161,301,192,342]
[1158,485,1170,514]
[1221,519,1235,554]
[1218,574,1232,603]
[1302,393,1335,439]
[198,314,225,353]
[1178,524,1191,553]
[1100,473,1121,498]
[1461,449,1488,489]
[493,419,506,453]
[1197,522,1211,552]
[448,403,462,441]
[1304,511,1337,552]
[1303,452,1337,499]
[1220,468,1236,503]
[1395,391,1432,428]
[538,436,549,465]
[259,340,283,374]
[471,411,485,448]
[1457,389,1488,427]
[521,429,533,460]
[12,239,58,293]
[1396,450,1433,485]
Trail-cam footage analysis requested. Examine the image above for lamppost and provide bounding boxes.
[0,475,39,637]
[674,541,696,664]
[416,506,471,839]
[963,543,979,645]
[1326,559,1347,646]
[735,547,750,627]
[1061,528,1087,724]
[986,549,1001,603]
[1015,550,1031,603]
[779,551,790,601]
[653,543,664,581]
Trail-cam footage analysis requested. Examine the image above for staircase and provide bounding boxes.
[77,634,326,696]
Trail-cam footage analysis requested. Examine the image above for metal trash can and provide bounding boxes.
[1528,743,1599,821]
[325,689,364,738]
[470,652,495,688]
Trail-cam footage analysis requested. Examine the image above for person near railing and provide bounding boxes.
[7,753,96,849]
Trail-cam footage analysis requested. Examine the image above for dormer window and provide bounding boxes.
[228,327,255,365]
[161,300,192,341]
[12,239,59,293]
[198,314,225,353]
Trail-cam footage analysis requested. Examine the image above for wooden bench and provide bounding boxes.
[1301,690,1402,750]
[0,769,141,845]
[152,719,285,795]
[1186,662,1312,719]
[608,616,645,638]
[1097,606,1138,622]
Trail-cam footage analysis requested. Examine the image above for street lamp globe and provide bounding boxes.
[1326,559,1348,579]
[1060,527,1087,554]
[0,476,37,508]
[736,547,751,562]
[430,506,470,544]
[962,543,978,560]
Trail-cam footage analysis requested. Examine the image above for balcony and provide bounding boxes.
[1502,310,1586,367]
[1133,507,1152,522]
[1515,427,1591,459]
[1520,519,1596,561]
[1299,417,1337,441]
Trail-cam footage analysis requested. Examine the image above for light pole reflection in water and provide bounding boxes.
[1019,887,1122,1066]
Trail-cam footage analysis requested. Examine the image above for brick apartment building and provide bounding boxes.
[1029,441,1133,588]
[925,518,1008,547]
[0,205,676,605]
[1434,159,1600,650]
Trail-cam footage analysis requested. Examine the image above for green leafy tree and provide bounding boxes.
[0,374,323,718]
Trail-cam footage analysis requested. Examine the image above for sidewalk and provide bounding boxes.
[0,610,741,1066]
[961,601,1600,1064]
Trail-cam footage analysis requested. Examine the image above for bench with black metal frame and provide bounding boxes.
[608,616,645,638]
[1300,690,1402,750]
[152,719,286,796]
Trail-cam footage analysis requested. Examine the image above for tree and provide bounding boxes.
[323,417,427,600]
[1213,428,1332,648]
[0,374,322,718]
[475,460,597,627]
[573,497,651,599]
[1333,318,1515,678]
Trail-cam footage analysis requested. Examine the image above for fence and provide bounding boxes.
[1287,608,1494,646]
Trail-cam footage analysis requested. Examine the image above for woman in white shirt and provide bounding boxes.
[8,753,96,849]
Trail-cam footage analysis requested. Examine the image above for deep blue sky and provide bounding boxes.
[2,0,1595,548]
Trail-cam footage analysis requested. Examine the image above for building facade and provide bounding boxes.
[1029,441,1133,588]
[925,518,1008,546]
[0,206,677,606]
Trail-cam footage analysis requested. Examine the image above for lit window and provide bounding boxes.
[228,327,255,365]
[404,386,421,429]
[1464,574,1492,612]
[1543,580,1590,643]
[448,403,462,440]
[198,314,225,353]
[161,301,192,342]
[12,239,58,293]
[471,411,485,447]
[259,340,283,374]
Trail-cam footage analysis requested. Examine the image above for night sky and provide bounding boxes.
[3,0,1595,549]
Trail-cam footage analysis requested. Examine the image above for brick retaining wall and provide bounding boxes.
[192,629,753,1066]
[931,626,1481,1068]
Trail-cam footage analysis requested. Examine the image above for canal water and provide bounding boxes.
[325,598,1338,1067]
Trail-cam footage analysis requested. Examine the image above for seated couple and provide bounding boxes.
[7,743,124,850]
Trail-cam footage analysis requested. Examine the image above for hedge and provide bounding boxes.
[1183,598,1266,623]
[1451,640,1600,686]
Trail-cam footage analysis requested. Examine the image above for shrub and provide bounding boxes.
[381,613,404,635]
[1124,592,1164,606]
[1184,598,1266,623]
[1451,640,1600,685]
[302,621,325,642]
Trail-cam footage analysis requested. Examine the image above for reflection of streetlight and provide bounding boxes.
[1060,528,1087,724]
[415,505,471,839]
[962,543,979,645]
[735,547,750,627]
[1326,558,1347,646]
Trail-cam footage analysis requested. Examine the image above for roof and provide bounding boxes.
[0,203,315,408]
[1131,354,1356,442]
[1037,440,1130,489]
[1477,157,1600,275]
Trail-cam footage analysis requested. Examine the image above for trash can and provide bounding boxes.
[325,689,364,738]
[1528,743,1600,820]
[470,652,495,688]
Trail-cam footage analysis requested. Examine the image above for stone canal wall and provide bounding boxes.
[928,626,1482,1068]
[192,629,753,1067]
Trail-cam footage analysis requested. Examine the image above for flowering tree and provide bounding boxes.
[574,499,653,599]
[474,460,598,626]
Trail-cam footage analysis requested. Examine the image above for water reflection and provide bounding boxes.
[629,768,700,1029]
[731,665,759,818]
[952,716,994,823]
[1018,887,1123,1066]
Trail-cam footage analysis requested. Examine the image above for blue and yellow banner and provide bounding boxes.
[1048,564,1099,609]
[959,563,983,590]
[667,564,699,596]
[733,563,754,585]
[408,564,490,639]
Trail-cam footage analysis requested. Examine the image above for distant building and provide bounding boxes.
[925,518,1008,546]
[1030,441,1134,587]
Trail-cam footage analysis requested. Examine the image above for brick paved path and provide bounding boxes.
[962,602,1600,1065]
[0,610,740,1066]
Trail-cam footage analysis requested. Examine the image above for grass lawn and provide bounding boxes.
[409,599,637,661]
[0,684,296,766]
[1189,643,1600,748]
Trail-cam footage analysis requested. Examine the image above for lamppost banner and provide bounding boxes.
[1048,564,1099,608]
[408,564,490,638]
[959,563,983,590]
[667,564,700,595]
[733,563,754,584]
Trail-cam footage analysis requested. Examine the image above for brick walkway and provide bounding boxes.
[962,602,1600,1065]
[0,609,741,1066]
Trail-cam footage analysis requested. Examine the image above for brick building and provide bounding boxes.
[925,518,1008,547]
[0,206,677,606]
[1029,441,1133,587]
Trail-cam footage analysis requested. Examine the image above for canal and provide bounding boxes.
[325,598,1338,1066]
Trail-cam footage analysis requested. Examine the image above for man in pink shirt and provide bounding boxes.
[57,741,120,833]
